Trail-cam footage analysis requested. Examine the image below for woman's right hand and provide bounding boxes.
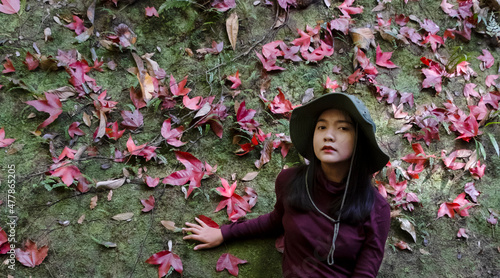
[182,217,224,250]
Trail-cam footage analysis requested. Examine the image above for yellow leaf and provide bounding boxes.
[112,212,134,221]
[137,72,154,103]
[226,12,238,51]
[90,195,98,210]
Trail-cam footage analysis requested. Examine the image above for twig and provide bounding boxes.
[207,34,269,72]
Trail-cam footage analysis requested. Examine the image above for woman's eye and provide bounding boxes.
[317,126,326,130]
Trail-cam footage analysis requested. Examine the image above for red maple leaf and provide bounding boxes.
[144,176,160,188]
[437,201,459,218]
[477,49,494,70]
[468,99,489,121]
[68,122,85,138]
[0,127,15,148]
[255,51,285,72]
[443,29,456,41]
[26,92,63,130]
[483,91,500,109]
[376,44,397,68]
[267,89,297,116]
[93,90,117,113]
[196,41,224,55]
[463,83,480,98]
[65,15,86,35]
[227,70,241,89]
[161,119,185,147]
[457,1,473,19]
[169,75,191,96]
[420,19,440,34]
[236,101,259,133]
[421,34,444,52]
[215,178,251,222]
[421,67,443,94]
[401,143,435,179]
[273,133,292,158]
[464,182,480,202]
[145,250,183,277]
[469,160,486,179]
[337,0,363,18]
[0,0,20,14]
[2,58,15,73]
[400,27,422,44]
[211,0,236,12]
[15,239,48,267]
[440,0,458,17]
[0,226,9,254]
[262,40,283,59]
[355,49,378,75]
[301,41,334,62]
[455,61,477,81]
[485,75,499,88]
[194,101,228,138]
[105,121,125,140]
[437,192,474,218]
[23,52,39,71]
[140,195,155,212]
[323,76,339,92]
[121,109,143,130]
[162,151,214,198]
[182,95,202,110]
[50,162,82,186]
[235,134,259,156]
[279,42,302,62]
[197,215,220,228]
[145,6,159,17]
[216,253,248,276]
[54,146,77,162]
[453,115,481,142]
[440,149,470,170]
[329,16,351,35]
[126,135,157,161]
[129,87,147,109]
[291,29,311,52]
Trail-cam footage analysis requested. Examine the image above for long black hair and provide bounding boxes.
[286,116,375,225]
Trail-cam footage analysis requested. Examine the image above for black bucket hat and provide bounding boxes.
[290,92,389,173]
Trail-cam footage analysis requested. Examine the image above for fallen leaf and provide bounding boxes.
[25,92,63,130]
[216,253,247,276]
[394,240,412,251]
[146,250,183,277]
[140,195,155,212]
[145,6,159,17]
[161,220,182,232]
[96,177,126,190]
[0,127,15,148]
[197,215,220,228]
[457,228,469,239]
[90,195,98,209]
[112,212,134,221]
[15,239,48,267]
[74,215,85,226]
[0,0,20,14]
[107,190,113,201]
[226,12,238,51]
[242,171,259,181]
[398,218,416,242]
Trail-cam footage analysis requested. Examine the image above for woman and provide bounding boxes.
[183,93,391,277]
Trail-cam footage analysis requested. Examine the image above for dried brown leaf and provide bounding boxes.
[242,171,259,181]
[90,195,98,210]
[45,86,76,101]
[96,177,126,190]
[398,218,416,242]
[77,214,85,224]
[112,212,134,221]
[107,190,113,201]
[226,12,238,51]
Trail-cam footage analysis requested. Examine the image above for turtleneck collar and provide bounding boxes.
[315,167,346,194]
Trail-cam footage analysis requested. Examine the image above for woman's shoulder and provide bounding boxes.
[371,187,391,217]
[276,166,305,183]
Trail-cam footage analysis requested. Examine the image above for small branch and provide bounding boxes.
[207,35,269,72]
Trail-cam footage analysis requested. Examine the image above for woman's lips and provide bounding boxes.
[321,146,336,152]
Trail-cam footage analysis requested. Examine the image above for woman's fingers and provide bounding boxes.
[194,243,210,250]
[185,222,202,229]
[194,217,207,227]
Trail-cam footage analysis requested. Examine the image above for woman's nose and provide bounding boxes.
[324,129,335,141]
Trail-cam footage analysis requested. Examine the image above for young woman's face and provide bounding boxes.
[313,109,356,167]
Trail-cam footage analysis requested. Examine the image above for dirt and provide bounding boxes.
[0,0,499,277]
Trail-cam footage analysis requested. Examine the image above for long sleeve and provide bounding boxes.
[351,193,391,277]
[220,169,289,241]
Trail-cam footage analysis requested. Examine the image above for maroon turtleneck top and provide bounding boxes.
[221,167,391,277]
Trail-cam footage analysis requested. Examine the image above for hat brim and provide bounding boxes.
[290,93,389,173]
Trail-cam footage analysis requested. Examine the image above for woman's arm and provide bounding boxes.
[182,168,292,249]
[351,196,391,277]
